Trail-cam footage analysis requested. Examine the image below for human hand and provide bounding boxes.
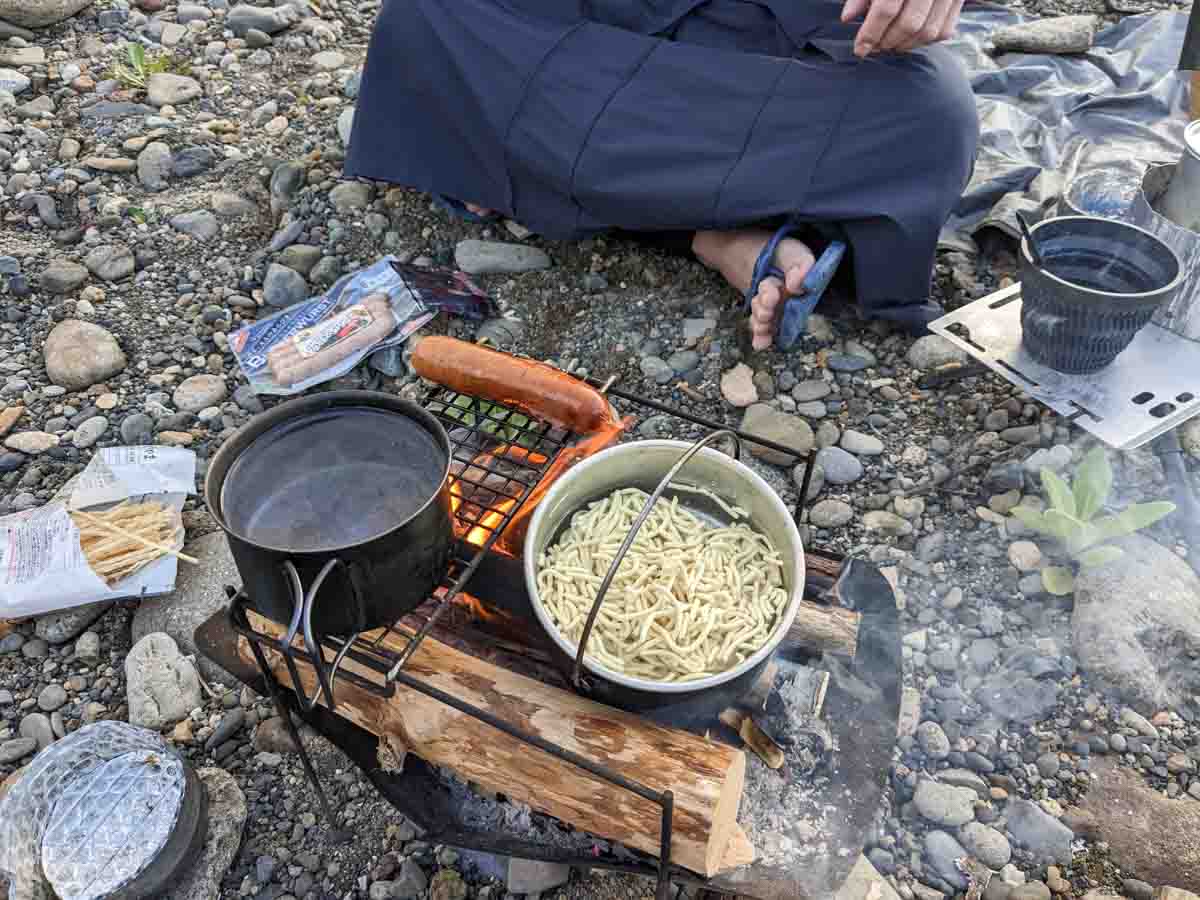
[841,0,964,57]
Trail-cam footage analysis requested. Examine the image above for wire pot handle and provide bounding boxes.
[571,429,742,689]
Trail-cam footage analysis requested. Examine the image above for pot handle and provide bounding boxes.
[570,429,742,691]
[279,559,364,711]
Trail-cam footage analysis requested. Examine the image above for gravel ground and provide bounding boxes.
[3,1,1200,900]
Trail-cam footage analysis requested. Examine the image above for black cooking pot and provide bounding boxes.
[205,391,454,639]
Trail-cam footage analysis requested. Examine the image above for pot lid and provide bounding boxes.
[41,749,188,900]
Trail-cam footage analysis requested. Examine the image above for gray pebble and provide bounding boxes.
[809,499,853,528]
[917,721,951,759]
[959,822,1012,868]
[840,429,884,456]
[38,684,68,712]
[815,446,863,484]
[0,738,37,764]
[792,380,831,402]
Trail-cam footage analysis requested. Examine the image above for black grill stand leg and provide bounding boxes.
[245,635,350,843]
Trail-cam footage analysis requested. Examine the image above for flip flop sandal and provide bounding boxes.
[744,221,847,350]
[432,194,502,224]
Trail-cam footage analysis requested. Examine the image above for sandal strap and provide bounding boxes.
[743,221,803,311]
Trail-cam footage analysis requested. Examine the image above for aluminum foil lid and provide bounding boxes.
[0,721,170,900]
[40,749,186,900]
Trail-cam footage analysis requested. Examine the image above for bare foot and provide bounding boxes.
[464,202,494,217]
[693,229,816,350]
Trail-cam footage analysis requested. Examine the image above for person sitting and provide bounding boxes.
[345,0,979,349]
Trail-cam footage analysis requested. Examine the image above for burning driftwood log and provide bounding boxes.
[240,610,753,877]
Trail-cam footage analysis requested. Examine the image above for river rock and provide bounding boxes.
[169,210,219,241]
[263,262,308,307]
[125,632,204,729]
[816,446,864,484]
[906,335,968,371]
[40,259,88,294]
[226,3,296,35]
[34,602,110,643]
[455,240,551,275]
[0,738,36,764]
[914,779,977,826]
[19,713,54,750]
[1006,798,1074,865]
[173,374,226,413]
[137,141,173,192]
[720,364,758,407]
[924,831,969,890]
[960,822,1012,869]
[4,431,58,454]
[0,0,95,27]
[329,182,373,212]
[840,430,884,456]
[146,73,201,107]
[1072,535,1200,711]
[1065,759,1200,892]
[84,245,135,282]
[741,404,814,466]
[162,768,247,900]
[991,15,1098,54]
[72,416,108,449]
[810,499,853,528]
[132,533,240,686]
[43,320,126,390]
[863,510,913,536]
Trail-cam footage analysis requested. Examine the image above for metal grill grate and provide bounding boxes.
[359,387,577,676]
[224,365,824,900]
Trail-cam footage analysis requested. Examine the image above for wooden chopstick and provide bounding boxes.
[72,509,200,565]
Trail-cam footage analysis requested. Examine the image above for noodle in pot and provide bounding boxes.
[536,487,789,682]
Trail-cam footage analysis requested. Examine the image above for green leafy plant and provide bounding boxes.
[110,44,173,90]
[440,394,539,449]
[1009,447,1175,596]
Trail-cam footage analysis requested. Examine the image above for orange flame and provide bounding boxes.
[447,419,632,556]
[449,444,548,550]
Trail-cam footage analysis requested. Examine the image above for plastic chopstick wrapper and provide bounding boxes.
[0,446,196,618]
[229,256,496,395]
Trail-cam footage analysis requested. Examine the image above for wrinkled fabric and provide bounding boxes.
[345,0,978,328]
[942,4,1189,252]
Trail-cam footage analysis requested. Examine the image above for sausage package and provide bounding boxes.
[230,256,438,396]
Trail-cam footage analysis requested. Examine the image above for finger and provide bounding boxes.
[877,0,934,51]
[842,0,871,24]
[854,0,902,57]
[936,0,965,40]
[906,0,956,47]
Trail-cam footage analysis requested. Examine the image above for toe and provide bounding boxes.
[750,278,784,349]
[784,265,808,295]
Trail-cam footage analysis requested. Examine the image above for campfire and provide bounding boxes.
[201,349,901,900]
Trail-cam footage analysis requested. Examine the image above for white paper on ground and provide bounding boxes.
[0,446,196,619]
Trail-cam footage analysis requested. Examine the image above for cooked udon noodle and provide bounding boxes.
[536,487,789,682]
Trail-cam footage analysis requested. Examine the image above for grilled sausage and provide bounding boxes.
[410,336,616,433]
[268,293,396,388]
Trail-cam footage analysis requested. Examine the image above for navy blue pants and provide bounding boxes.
[345,0,979,328]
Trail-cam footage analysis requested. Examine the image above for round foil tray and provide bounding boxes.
[41,748,208,900]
